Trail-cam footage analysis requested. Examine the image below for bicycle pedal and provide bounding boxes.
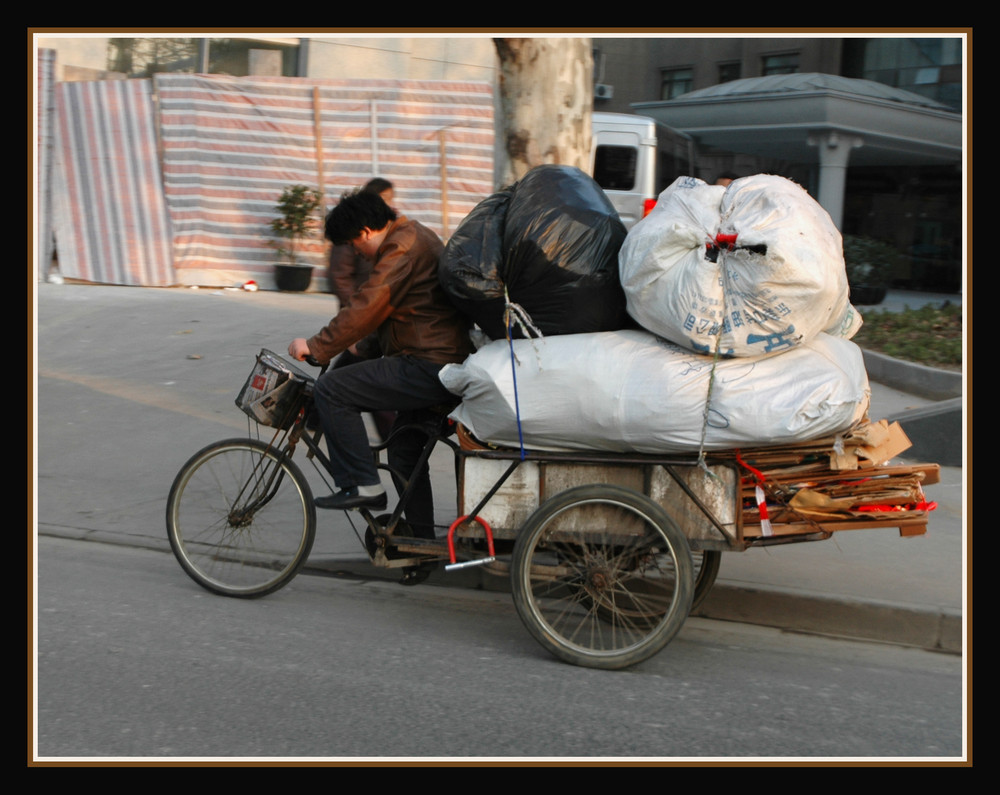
[399,562,436,586]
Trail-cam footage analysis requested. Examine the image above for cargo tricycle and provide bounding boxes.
[166,350,938,670]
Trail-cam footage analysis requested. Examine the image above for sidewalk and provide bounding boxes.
[33,283,966,654]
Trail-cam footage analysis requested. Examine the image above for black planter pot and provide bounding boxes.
[850,285,888,305]
[274,264,314,292]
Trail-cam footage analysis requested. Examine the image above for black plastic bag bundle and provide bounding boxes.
[437,188,512,340]
[439,165,628,339]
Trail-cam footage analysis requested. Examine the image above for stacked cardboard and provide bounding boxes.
[726,420,938,538]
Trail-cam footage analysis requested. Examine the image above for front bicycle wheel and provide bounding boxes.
[166,438,316,598]
[511,485,693,670]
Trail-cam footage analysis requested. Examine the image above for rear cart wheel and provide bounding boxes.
[510,485,693,670]
[590,549,720,628]
[166,438,316,598]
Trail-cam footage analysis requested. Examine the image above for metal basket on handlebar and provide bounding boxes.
[235,349,313,430]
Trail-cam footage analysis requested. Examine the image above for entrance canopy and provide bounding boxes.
[633,73,963,227]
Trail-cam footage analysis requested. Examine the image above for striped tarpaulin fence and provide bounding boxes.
[155,74,495,288]
[50,78,176,286]
[36,48,57,281]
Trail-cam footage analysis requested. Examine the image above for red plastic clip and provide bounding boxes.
[715,233,739,250]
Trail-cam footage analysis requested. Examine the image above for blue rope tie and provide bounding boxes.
[506,313,527,461]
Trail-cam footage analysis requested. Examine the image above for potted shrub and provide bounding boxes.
[269,184,323,291]
[842,234,898,306]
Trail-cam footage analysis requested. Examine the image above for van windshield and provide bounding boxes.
[593,145,637,191]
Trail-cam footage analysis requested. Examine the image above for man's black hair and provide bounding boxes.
[325,190,397,244]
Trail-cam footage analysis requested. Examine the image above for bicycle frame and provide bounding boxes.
[251,370,468,555]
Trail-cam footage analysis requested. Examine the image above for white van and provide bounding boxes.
[591,112,694,229]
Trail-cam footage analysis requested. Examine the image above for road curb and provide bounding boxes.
[888,398,965,467]
[862,349,962,401]
[301,553,963,655]
[691,583,962,654]
[860,349,964,467]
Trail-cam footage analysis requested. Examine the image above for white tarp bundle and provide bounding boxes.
[619,175,862,358]
[440,329,870,454]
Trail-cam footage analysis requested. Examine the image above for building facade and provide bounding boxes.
[36,33,965,291]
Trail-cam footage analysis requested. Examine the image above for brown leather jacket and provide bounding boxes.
[306,216,473,366]
[326,243,372,305]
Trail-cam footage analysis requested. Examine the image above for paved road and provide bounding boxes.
[36,535,964,760]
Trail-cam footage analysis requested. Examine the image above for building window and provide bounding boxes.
[847,37,963,111]
[106,37,301,78]
[660,67,693,100]
[107,38,199,77]
[762,53,800,76]
[207,38,300,76]
[718,61,741,83]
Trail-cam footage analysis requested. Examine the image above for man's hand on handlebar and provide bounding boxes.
[288,338,311,362]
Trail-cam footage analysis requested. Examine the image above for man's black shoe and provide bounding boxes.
[314,488,388,511]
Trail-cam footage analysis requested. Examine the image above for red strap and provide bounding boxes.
[856,501,938,513]
[735,450,766,484]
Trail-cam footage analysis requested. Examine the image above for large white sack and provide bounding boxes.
[440,329,870,454]
[619,175,862,358]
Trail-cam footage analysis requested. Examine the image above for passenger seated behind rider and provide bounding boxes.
[326,177,397,441]
[287,190,473,539]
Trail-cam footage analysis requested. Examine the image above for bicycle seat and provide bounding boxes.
[410,402,459,438]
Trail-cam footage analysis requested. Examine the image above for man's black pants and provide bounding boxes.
[312,355,457,538]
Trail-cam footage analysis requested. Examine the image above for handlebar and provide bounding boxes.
[302,354,331,377]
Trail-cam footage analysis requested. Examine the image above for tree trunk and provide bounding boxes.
[493,38,593,187]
